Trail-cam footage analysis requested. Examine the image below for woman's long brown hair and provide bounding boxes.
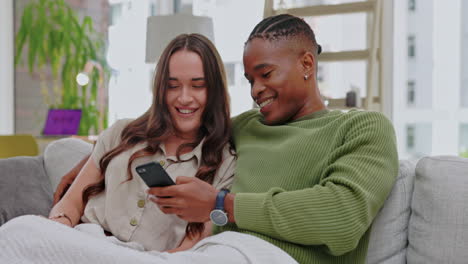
[82,34,232,238]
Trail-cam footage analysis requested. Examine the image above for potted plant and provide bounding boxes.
[15,0,109,135]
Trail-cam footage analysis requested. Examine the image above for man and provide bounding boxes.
[56,14,398,263]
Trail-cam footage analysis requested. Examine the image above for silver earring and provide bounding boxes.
[304,75,308,80]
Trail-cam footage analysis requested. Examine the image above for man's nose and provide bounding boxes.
[251,81,266,100]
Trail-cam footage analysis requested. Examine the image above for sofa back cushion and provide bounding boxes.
[0,156,52,226]
[366,159,416,264]
[407,156,468,264]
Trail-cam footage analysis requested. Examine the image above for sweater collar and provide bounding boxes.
[289,109,331,123]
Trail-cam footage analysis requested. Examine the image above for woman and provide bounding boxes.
[48,33,236,252]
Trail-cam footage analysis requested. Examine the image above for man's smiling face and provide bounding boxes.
[243,38,315,125]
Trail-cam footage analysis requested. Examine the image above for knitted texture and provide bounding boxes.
[214,109,399,264]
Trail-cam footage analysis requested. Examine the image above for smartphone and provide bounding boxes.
[135,162,175,188]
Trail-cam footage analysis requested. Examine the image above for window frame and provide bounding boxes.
[264,0,393,117]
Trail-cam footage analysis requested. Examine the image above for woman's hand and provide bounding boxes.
[148,176,217,222]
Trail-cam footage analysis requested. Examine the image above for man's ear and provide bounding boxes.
[301,51,316,76]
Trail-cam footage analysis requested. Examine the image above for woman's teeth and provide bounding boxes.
[178,108,195,114]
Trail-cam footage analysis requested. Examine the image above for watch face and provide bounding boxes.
[210,210,228,226]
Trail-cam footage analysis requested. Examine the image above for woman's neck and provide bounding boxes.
[164,134,197,156]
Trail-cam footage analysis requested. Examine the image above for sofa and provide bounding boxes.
[1,138,467,264]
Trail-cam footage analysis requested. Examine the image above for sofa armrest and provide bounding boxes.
[407,156,468,264]
[43,138,93,192]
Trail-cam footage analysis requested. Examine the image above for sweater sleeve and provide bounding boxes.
[233,112,399,256]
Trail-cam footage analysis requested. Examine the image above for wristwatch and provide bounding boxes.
[210,189,230,226]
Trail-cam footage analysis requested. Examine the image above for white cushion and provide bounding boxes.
[43,138,93,192]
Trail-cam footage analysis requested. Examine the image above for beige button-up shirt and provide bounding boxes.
[81,119,236,251]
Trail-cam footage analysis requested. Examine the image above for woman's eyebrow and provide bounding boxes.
[191,77,205,81]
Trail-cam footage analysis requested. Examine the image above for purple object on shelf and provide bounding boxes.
[43,109,82,135]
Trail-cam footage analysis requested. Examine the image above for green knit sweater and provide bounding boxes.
[213,109,399,263]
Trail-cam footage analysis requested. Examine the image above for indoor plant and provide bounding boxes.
[15,0,109,135]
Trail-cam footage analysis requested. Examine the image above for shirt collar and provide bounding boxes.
[159,137,205,167]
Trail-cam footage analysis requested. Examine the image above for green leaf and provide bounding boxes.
[82,16,94,32]
[85,38,97,59]
[15,5,34,66]
[27,33,38,73]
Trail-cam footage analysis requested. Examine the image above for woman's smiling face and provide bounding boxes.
[166,50,207,139]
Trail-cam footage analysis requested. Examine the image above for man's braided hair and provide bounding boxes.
[246,14,322,55]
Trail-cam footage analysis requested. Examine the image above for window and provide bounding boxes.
[407,80,415,105]
[224,63,236,86]
[150,2,158,16]
[462,1,468,107]
[407,125,415,150]
[405,123,432,158]
[109,3,123,26]
[192,0,263,116]
[318,61,366,100]
[273,0,364,9]
[460,124,468,157]
[265,0,380,111]
[317,65,324,83]
[408,35,416,58]
[462,82,468,107]
[408,0,416,12]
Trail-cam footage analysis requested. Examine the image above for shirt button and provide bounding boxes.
[137,199,145,208]
[159,160,165,166]
[130,218,138,226]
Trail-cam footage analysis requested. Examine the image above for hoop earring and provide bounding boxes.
[304,75,308,80]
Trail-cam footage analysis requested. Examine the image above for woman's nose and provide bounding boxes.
[177,86,193,104]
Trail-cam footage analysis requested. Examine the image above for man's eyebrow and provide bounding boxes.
[254,63,271,71]
[244,63,272,78]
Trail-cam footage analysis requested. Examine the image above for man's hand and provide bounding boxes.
[53,155,90,205]
[166,222,212,253]
[148,176,217,222]
[49,216,73,227]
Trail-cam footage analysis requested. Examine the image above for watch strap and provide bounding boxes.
[215,189,230,210]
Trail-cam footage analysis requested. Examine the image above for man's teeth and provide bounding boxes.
[259,98,274,108]
[178,108,195,114]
